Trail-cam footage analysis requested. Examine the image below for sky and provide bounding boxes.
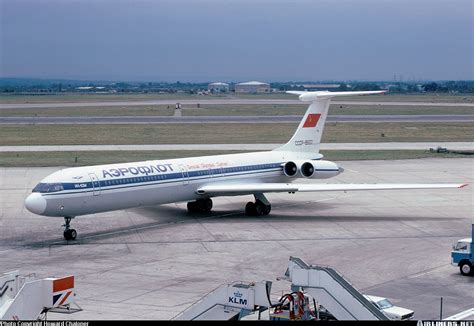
[1,0,472,82]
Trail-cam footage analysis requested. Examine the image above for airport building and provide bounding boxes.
[208,82,229,93]
[235,81,270,93]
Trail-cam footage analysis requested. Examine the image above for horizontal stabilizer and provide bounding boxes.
[197,183,467,196]
[275,89,386,154]
[287,90,386,102]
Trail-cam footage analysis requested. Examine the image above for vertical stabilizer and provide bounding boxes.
[274,90,386,153]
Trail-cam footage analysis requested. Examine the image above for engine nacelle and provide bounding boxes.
[283,160,343,179]
[301,162,315,177]
[300,160,343,179]
[283,161,298,177]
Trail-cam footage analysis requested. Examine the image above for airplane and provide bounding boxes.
[24,90,467,240]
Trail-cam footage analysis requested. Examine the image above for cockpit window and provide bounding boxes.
[32,183,64,193]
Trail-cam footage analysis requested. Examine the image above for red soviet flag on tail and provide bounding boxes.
[302,113,321,128]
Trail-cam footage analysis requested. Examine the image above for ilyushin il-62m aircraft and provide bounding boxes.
[25,90,467,240]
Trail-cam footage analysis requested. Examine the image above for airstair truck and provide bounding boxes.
[451,224,474,276]
[0,271,79,320]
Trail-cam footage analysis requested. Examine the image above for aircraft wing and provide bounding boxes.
[197,183,467,196]
[286,90,387,101]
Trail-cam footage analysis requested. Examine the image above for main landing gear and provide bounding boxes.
[245,193,271,216]
[187,194,272,217]
[187,198,213,213]
[63,216,77,241]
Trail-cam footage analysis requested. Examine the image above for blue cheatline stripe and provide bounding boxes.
[47,168,283,196]
[44,162,286,196]
[42,161,339,197]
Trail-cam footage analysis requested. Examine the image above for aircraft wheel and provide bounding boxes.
[63,229,77,241]
[254,201,264,215]
[187,201,199,213]
[245,202,257,216]
[201,198,213,212]
[188,199,213,213]
[255,200,271,216]
[262,204,271,216]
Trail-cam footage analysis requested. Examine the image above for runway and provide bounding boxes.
[0,142,472,152]
[1,114,473,124]
[0,158,472,320]
[2,99,474,109]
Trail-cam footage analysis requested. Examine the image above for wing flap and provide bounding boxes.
[197,183,299,196]
[197,182,467,196]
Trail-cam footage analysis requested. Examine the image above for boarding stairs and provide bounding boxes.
[0,271,80,320]
[173,281,273,320]
[282,256,388,320]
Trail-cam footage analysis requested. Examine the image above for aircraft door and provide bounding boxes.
[89,173,101,196]
[179,164,189,185]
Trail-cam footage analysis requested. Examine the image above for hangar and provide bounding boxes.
[235,81,270,93]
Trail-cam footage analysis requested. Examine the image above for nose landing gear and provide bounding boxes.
[63,216,77,241]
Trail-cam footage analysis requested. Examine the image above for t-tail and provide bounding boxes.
[274,90,386,154]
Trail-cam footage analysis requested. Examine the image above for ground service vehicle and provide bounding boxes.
[364,295,414,320]
[451,224,474,276]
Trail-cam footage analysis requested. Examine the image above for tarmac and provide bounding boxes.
[0,158,472,320]
[1,114,472,124]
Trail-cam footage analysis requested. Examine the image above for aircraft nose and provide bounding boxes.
[25,193,47,215]
[338,165,344,173]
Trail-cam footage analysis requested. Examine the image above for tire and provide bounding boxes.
[64,229,77,241]
[64,229,72,240]
[255,200,271,216]
[254,202,264,216]
[262,204,271,216]
[245,202,256,216]
[202,198,213,212]
[187,201,198,213]
[188,199,212,213]
[460,262,472,276]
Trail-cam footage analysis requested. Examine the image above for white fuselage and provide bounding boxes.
[25,150,340,217]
